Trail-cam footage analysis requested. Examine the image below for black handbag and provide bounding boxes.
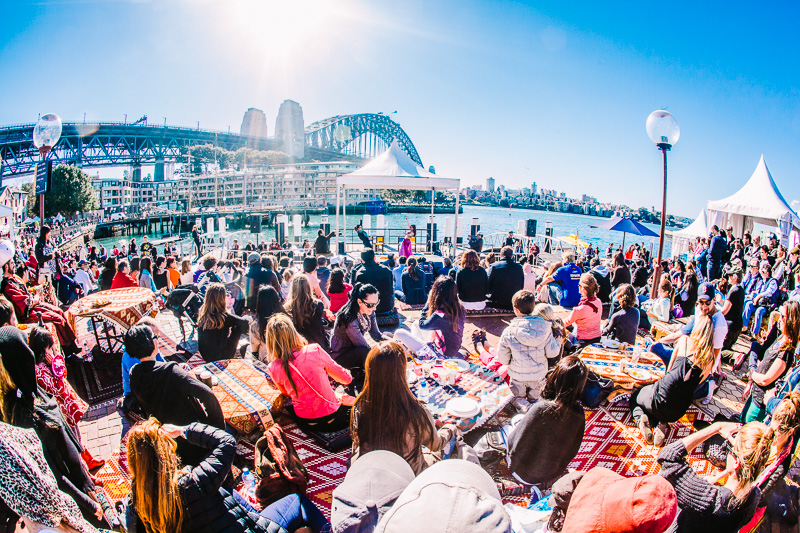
[580,370,615,408]
[473,428,507,471]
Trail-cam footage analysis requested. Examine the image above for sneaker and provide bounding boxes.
[733,351,748,371]
[638,414,653,445]
[653,423,667,447]
[512,397,531,414]
[701,395,713,405]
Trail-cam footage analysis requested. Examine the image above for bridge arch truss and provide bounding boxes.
[305,113,422,166]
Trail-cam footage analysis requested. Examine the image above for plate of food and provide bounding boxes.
[443,359,470,372]
[627,368,652,381]
[445,397,481,418]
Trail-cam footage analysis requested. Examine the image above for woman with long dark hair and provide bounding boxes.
[125,418,329,533]
[327,268,352,314]
[741,300,800,423]
[197,283,249,362]
[98,257,117,291]
[455,249,488,310]
[677,269,699,318]
[610,251,631,288]
[394,276,466,358]
[350,341,457,474]
[401,257,426,305]
[284,275,329,351]
[265,315,352,432]
[249,286,284,362]
[330,283,388,370]
[505,355,587,488]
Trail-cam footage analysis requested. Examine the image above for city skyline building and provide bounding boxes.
[275,100,305,159]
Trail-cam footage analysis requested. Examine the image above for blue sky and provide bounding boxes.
[1,0,799,218]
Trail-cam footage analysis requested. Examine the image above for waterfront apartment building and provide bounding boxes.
[0,186,29,234]
[93,161,378,215]
[486,177,496,193]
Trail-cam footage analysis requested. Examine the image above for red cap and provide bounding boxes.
[562,467,677,533]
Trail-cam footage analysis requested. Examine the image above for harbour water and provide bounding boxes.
[94,205,673,257]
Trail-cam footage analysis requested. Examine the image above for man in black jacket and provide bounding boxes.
[352,248,395,316]
[128,325,225,466]
[314,229,336,256]
[487,246,524,309]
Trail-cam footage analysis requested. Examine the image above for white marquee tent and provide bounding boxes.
[707,156,800,245]
[671,208,708,259]
[335,140,460,252]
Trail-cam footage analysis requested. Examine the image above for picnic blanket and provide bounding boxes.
[579,345,666,400]
[204,359,281,436]
[67,287,159,332]
[408,363,513,433]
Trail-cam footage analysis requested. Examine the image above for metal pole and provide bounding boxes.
[650,146,669,298]
[335,182,340,253]
[453,188,460,258]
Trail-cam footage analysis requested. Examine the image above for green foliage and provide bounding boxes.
[20,182,36,216]
[499,198,510,208]
[32,165,98,218]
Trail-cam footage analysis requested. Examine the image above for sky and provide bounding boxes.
[1,0,799,218]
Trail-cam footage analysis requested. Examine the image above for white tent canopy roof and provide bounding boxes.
[676,208,708,239]
[337,140,459,190]
[707,155,800,230]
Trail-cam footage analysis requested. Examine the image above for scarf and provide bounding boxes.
[0,423,98,533]
[580,296,599,314]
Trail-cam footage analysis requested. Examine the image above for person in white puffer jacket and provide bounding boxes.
[495,290,561,412]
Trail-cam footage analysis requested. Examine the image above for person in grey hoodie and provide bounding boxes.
[495,290,561,412]
[589,257,612,303]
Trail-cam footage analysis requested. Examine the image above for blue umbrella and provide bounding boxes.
[590,216,659,250]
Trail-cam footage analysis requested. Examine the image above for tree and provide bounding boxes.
[32,164,98,218]
[20,182,36,217]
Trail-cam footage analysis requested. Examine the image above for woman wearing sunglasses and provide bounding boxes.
[740,301,800,423]
[330,283,389,371]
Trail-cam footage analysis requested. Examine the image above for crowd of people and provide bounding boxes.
[1,220,800,533]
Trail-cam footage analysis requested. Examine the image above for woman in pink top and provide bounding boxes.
[327,268,352,314]
[266,314,353,432]
[564,273,602,348]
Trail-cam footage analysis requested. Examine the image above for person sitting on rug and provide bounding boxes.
[563,273,602,348]
[351,248,395,318]
[119,317,166,417]
[557,467,677,533]
[98,257,116,291]
[394,276,466,359]
[720,269,745,350]
[487,246,524,310]
[601,283,639,345]
[658,421,772,533]
[124,419,330,533]
[739,301,800,424]
[746,392,800,525]
[327,268,352,315]
[29,326,104,471]
[0,241,80,356]
[110,259,138,289]
[455,249,489,311]
[197,283,250,362]
[503,355,587,491]
[285,274,330,352]
[0,296,16,327]
[266,314,352,433]
[0,422,101,533]
[127,324,224,466]
[400,257,426,305]
[249,286,285,363]
[0,327,101,525]
[350,341,458,475]
[494,291,561,413]
[631,313,716,447]
[638,275,673,330]
[743,260,780,335]
[330,283,390,371]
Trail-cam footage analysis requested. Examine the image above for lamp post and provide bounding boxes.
[646,110,680,298]
[32,113,63,222]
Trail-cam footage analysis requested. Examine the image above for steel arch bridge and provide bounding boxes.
[0,122,344,180]
[305,113,422,166]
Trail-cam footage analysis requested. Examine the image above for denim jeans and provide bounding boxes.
[548,285,561,305]
[650,342,673,367]
[233,491,330,533]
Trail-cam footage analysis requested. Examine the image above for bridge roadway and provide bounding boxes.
[0,121,359,179]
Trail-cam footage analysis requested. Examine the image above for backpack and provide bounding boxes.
[253,424,309,507]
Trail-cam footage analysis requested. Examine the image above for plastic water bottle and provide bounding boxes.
[417,379,429,403]
[241,467,256,497]
[632,343,641,365]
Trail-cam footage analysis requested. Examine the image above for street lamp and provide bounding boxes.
[32,113,63,222]
[646,110,680,297]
